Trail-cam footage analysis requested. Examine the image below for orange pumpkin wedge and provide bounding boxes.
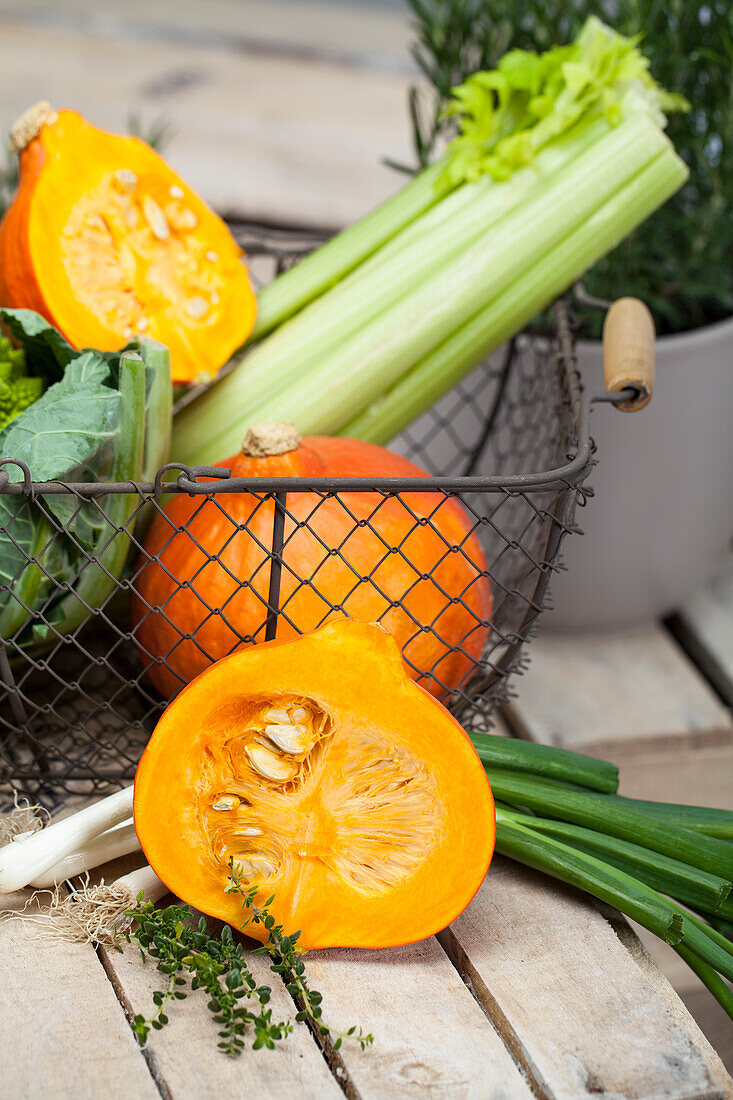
[134,618,495,951]
[0,102,256,383]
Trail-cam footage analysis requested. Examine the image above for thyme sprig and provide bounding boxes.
[226,859,374,1052]
[123,871,373,1056]
[124,899,292,1054]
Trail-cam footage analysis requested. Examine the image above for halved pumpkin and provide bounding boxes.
[134,618,495,951]
[0,102,256,383]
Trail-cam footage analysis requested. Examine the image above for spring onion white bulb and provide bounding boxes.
[0,786,133,894]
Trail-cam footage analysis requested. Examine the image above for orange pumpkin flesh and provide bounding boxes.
[0,103,256,383]
[133,618,495,951]
[131,426,492,700]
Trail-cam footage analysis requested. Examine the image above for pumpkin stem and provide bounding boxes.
[241,423,301,457]
[10,101,57,153]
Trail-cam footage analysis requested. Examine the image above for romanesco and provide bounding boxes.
[0,335,44,432]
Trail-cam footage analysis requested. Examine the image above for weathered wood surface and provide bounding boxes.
[507,623,733,759]
[0,2,414,229]
[0,889,158,1100]
[508,615,733,1070]
[0,0,415,73]
[302,936,534,1099]
[100,927,345,1099]
[2,852,731,1099]
[673,555,733,708]
[442,858,733,1099]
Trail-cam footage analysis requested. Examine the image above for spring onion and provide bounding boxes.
[30,821,140,888]
[0,786,133,893]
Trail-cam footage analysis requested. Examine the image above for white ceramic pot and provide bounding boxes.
[545,315,733,632]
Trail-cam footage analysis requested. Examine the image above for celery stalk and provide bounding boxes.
[344,150,687,444]
[207,117,611,432]
[175,114,668,465]
[174,116,610,465]
[251,161,449,339]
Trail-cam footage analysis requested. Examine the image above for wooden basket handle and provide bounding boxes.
[602,297,656,411]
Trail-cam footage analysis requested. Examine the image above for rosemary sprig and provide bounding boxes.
[226,859,374,1052]
[124,899,292,1054]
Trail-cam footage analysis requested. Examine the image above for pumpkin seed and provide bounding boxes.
[185,296,209,320]
[233,854,277,880]
[142,196,170,240]
[245,742,298,783]
[212,795,240,812]
[263,707,291,724]
[114,168,137,193]
[264,722,313,755]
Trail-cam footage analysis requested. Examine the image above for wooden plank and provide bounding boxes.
[0,17,413,229]
[672,554,733,707]
[100,929,344,1099]
[507,624,733,758]
[0,889,159,1100]
[0,0,415,75]
[600,742,733,811]
[630,924,733,1074]
[442,857,733,1098]
[300,935,534,1099]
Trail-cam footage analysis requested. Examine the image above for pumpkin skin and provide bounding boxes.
[0,103,256,383]
[133,618,496,950]
[131,429,492,700]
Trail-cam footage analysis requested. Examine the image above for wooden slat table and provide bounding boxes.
[0,1,732,1090]
[2,853,731,1099]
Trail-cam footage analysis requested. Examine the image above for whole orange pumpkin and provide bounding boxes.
[131,424,491,700]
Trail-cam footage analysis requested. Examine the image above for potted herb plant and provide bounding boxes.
[403,0,733,629]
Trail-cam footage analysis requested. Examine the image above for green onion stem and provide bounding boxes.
[467,731,618,793]
[604,796,733,839]
[704,914,733,941]
[672,906,733,962]
[514,813,731,913]
[494,808,684,945]
[342,148,686,444]
[673,944,733,1023]
[487,771,733,882]
[677,919,733,983]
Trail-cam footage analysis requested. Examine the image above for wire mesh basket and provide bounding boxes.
[0,226,646,794]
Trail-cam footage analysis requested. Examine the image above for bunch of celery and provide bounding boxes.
[172,17,688,467]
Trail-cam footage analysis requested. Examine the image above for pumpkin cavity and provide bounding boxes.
[197,693,442,897]
[60,170,223,342]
